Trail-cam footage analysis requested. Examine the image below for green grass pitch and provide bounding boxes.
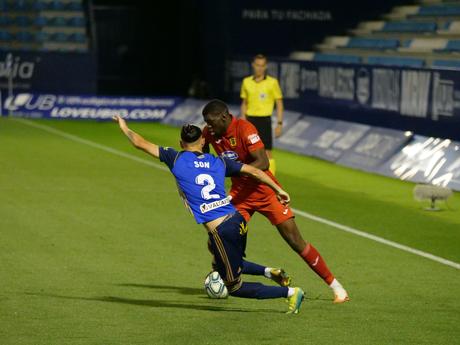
[1,117,459,345]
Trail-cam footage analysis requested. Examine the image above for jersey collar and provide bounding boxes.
[181,150,204,156]
[252,74,267,81]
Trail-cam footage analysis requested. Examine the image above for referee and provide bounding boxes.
[240,54,284,175]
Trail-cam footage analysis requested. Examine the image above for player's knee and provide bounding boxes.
[292,232,306,247]
[227,279,243,296]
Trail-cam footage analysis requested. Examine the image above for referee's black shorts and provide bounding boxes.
[246,115,273,150]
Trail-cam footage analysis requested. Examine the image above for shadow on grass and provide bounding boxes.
[117,283,203,296]
[117,283,332,302]
[25,292,283,314]
[305,295,331,302]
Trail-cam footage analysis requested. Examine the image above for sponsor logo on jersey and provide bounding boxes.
[200,196,231,213]
[221,150,239,161]
[248,133,260,144]
[229,137,237,147]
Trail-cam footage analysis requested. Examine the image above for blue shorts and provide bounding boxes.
[207,212,248,293]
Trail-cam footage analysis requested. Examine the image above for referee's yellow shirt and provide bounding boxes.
[240,75,283,117]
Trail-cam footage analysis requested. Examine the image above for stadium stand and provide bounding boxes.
[344,38,400,50]
[290,0,460,69]
[379,21,438,33]
[0,0,88,53]
[432,58,460,68]
[313,53,362,64]
[367,55,425,67]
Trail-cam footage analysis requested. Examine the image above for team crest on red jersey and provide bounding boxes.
[229,137,237,147]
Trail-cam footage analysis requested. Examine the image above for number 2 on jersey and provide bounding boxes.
[195,174,220,200]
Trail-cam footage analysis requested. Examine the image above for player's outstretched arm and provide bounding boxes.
[113,116,159,158]
[240,164,290,205]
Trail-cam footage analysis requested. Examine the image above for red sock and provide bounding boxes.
[300,244,335,285]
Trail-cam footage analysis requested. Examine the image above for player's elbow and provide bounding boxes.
[251,161,269,171]
[131,138,140,148]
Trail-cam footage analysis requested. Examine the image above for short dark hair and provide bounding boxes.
[202,99,229,117]
[180,124,202,143]
[253,54,267,62]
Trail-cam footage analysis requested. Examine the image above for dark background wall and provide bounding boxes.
[92,0,410,97]
[92,0,204,96]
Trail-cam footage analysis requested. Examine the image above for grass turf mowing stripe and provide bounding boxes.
[13,117,460,271]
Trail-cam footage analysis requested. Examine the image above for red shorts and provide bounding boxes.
[230,192,294,226]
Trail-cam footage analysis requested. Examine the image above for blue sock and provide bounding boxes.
[230,282,288,299]
[242,260,266,276]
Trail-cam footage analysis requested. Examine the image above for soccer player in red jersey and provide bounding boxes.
[202,99,349,303]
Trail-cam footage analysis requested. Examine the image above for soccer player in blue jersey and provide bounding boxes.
[113,116,304,314]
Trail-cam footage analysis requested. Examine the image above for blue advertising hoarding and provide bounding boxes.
[379,135,460,191]
[308,121,370,162]
[2,93,182,121]
[272,109,302,137]
[162,98,206,127]
[276,115,336,155]
[225,58,460,141]
[162,98,241,128]
[2,93,458,191]
[336,127,413,170]
[275,114,412,170]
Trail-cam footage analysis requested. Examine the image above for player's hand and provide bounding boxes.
[275,124,283,138]
[113,115,127,129]
[276,189,290,205]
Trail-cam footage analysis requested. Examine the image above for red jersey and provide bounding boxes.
[203,116,280,203]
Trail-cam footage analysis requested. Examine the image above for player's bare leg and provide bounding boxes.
[276,218,349,303]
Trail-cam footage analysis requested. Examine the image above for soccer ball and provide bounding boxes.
[204,271,228,299]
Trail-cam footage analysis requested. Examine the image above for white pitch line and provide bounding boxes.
[291,208,460,270]
[13,118,169,172]
[13,118,460,270]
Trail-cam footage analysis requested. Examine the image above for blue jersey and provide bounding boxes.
[159,147,243,224]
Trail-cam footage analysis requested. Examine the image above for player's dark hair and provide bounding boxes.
[253,54,268,62]
[202,99,229,117]
[180,124,202,143]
